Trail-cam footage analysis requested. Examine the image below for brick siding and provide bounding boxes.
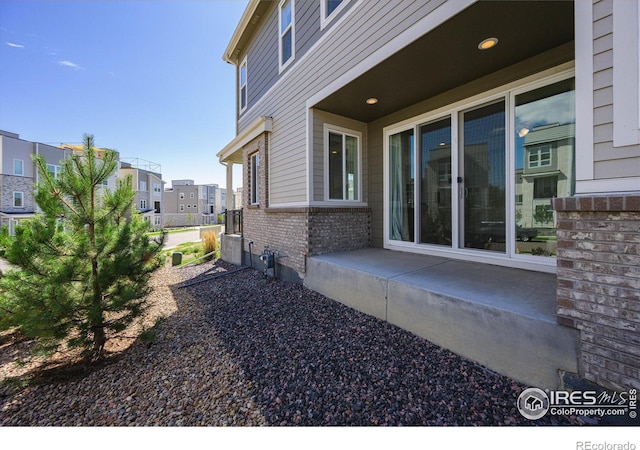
[240,133,371,277]
[553,195,640,390]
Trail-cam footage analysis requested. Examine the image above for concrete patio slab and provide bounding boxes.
[305,248,580,389]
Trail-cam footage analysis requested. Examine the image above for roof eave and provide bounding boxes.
[223,0,262,65]
[216,116,272,164]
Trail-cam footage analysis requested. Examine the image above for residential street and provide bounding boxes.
[162,228,202,249]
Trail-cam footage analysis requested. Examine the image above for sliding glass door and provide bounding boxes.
[386,71,575,268]
[420,118,452,246]
[460,101,506,252]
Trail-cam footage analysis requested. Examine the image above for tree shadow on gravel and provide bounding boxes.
[0,331,125,398]
[180,262,587,427]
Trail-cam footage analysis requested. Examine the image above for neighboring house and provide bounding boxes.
[0,130,71,234]
[233,187,243,210]
[120,158,165,229]
[1,132,153,235]
[217,1,639,392]
[59,143,121,192]
[164,180,226,227]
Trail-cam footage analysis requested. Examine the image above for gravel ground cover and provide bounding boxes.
[0,259,588,426]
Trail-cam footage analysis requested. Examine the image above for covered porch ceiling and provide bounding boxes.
[314,1,575,123]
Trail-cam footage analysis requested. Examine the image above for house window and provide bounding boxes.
[190,192,195,199]
[140,199,147,209]
[154,216,161,226]
[250,152,260,205]
[13,192,23,207]
[533,176,558,198]
[321,0,347,28]
[14,159,24,176]
[153,183,161,195]
[528,144,552,168]
[154,201,161,213]
[139,181,147,191]
[47,164,62,179]
[326,128,360,201]
[180,204,185,212]
[239,57,248,112]
[279,0,295,71]
[180,192,185,199]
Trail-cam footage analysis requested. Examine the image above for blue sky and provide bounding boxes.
[0,0,247,189]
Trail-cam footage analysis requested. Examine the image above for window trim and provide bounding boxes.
[139,180,147,191]
[323,124,362,202]
[239,56,248,113]
[140,199,147,210]
[179,204,185,212]
[13,159,24,176]
[250,151,260,205]
[13,191,24,208]
[320,0,349,30]
[278,0,295,73]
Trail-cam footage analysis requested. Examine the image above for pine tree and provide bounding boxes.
[0,135,166,361]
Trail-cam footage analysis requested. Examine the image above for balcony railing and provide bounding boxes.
[224,209,243,236]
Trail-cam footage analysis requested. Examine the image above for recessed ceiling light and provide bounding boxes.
[365,97,378,105]
[478,37,498,50]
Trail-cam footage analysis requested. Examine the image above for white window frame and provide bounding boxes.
[180,192,185,199]
[13,159,24,176]
[250,151,260,205]
[382,66,575,273]
[140,181,147,191]
[13,191,23,208]
[140,199,147,210]
[278,0,295,73]
[320,0,349,29]
[239,56,248,113]
[153,183,161,196]
[527,144,552,168]
[323,124,362,202]
[46,164,62,179]
[190,192,195,199]
[180,204,185,212]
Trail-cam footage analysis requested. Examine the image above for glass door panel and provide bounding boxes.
[419,118,452,246]
[389,129,415,242]
[461,101,506,252]
[514,78,575,258]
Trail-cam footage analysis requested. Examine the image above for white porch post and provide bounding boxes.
[226,162,234,211]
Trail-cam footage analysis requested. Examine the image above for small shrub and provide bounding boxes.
[202,231,218,260]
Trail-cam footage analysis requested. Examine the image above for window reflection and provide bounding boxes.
[420,118,452,246]
[514,78,575,256]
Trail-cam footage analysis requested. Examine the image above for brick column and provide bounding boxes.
[553,195,640,391]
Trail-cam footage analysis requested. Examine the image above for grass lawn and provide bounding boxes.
[165,241,219,267]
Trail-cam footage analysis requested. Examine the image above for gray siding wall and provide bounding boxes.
[1,135,33,177]
[592,0,640,180]
[240,0,357,119]
[238,0,448,205]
